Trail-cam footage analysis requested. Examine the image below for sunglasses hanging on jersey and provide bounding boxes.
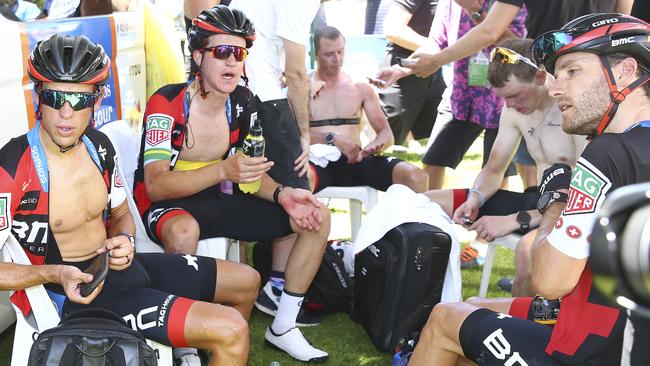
[38,89,98,111]
[202,45,249,62]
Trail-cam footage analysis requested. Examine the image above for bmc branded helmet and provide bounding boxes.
[188,5,255,52]
[27,33,111,87]
[531,14,650,138]
[531,13,650,75]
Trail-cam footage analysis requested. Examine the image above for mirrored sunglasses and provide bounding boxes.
[203,45,248,62]
[490,47,540,70]
[530,31,575,72]
[39,89,98,111]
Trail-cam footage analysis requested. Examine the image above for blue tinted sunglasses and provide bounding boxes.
[39,89,98,111]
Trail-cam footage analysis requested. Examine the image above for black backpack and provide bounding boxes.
[253,241,354,314]
[28,308,158,366]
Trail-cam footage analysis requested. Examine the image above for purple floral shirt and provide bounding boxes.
[431,0,527,129]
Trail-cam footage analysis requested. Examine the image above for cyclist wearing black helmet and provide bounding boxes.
[1,33,257,365]
[133,5,330,363]
[393,13,650,366]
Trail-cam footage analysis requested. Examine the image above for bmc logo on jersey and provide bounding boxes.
[146,114,173,146]
[564,162,608,215]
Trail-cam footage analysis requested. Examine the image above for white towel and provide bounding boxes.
[309,144,342,168]
[353,184,462,303]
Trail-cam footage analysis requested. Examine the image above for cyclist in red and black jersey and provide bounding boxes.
[132,5,331,363]
[402,13,650,366]
[0,33,258,366]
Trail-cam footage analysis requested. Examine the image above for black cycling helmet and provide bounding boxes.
[188,5,255,52]
[531,13,650,75]
[27,33,111,88]
[531,14,650,138]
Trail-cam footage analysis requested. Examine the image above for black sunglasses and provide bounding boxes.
[39,89,98,111]
[203,45,249,62]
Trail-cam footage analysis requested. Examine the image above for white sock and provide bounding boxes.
[469,240,488,257]
[271,290,303,334]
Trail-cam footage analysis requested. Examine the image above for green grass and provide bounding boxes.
[0,136,520,365]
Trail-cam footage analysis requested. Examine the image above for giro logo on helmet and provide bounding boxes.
[591,18,619,28]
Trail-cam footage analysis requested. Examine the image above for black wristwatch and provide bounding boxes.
[325,132,335,146]
[470,9,483,23]
[537,191,569,213]
[516,210,531,232]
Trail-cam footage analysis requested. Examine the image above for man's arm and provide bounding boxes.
[471,109,521,200]
[531,201,587,299]
[283,39,311,176]
[383,3,429,51]
[0,262,65,291]
[615,0,634,14]
[408,1,521,77]
[360,83,393,156]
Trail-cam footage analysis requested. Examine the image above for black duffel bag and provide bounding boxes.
[28,308,158,366]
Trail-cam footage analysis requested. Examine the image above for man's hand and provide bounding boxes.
[334,134,363,163]
[278,187,323,231]
[469,214,519,242]
[372,65,410,89]
[223,151,274,183]
[361,140,384,158]
[407,44,443,77]
[97,235,134,271]
[452,196,481,225]
[538,163,572,195]
[294,137,311,177]
[60,265,104,304]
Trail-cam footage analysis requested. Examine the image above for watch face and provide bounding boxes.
[537,192,551,211]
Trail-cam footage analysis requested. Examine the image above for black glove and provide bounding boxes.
[538,163,572,195]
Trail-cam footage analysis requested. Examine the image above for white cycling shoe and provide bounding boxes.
[265,326,328,363]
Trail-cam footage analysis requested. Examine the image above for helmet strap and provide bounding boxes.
[591,55,650,139]
[242,63,249,87]
[197,54,210,99]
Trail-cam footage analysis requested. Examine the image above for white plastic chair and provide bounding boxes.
[0,232,174,366]
[315,186,379,241]
[478,233,521,297]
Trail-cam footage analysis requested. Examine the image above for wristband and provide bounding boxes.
[273,184,286,204]
[468,189,485,207]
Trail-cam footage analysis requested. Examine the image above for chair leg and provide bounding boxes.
[478,243,498,297]
[349,199,362,241]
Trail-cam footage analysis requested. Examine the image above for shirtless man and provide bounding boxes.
[132,6,330,362]
[0,33,258,366]
[425,39,585,295]
[308,25,428,193]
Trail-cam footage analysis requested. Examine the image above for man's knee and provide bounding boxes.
[208,306,249,349]
[394,163,429,193]
[161,216,200,253]
[234,264,261,303]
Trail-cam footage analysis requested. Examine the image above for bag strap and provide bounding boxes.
[62,308,128,327]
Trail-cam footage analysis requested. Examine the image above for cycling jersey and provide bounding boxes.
[133,82,256,216]
[0,124,125,316]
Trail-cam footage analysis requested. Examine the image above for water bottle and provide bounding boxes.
[269,362,280,366]
[238,114,265,194]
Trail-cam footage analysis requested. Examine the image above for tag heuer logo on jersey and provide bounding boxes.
[145,114,173,146]
[0,196,8,231]
[564,160,610,215]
